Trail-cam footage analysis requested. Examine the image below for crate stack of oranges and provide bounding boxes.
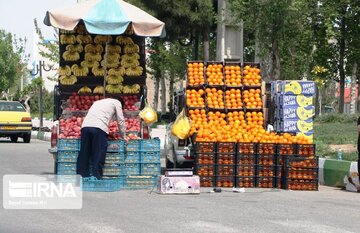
[205,88,225,109]
[243,65,261,86]
[206,63,224,85]
[225,65,242,86]
[187,62,205,85]
[185,62,313,145]
[243,89,262,109]
[186,89,205,108]
[225,89,243,109]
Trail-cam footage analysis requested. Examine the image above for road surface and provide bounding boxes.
[0,139,359,233]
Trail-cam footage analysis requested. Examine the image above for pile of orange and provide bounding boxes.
[186,89,205,107]
[188,108,207,135]
[227,111,246,127]
[243,88,262,108]
[205,88,224,109]
[225,65,242,86]
[187,62,205,85]
[245,111,264,126]
[206,64,224,85]
[243,65,261,86]
[225,89,243,109]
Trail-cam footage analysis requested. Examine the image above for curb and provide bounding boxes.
[319,158,358,187]
[31,131,51,142]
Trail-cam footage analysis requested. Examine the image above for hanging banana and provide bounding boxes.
[108,67,126,76]
[106,45,121,54]
[115,36,134,45]
[93,86,105,94]
[63,51,80,61]
[122,84,141,94]
[92,66,105,76]
[101,60,120,68]
[71,64,89,76]
[125,66,143,76]
[105,84,123,94]
[106,74,124,85]
[124,44,139,54]
[85,52,102,62]
[78,86,92,94]
[66,44,83,53]
[94,35,112,44]
[81,60,99,68]
[60,34,76,44]
[58,66,71,76]
[76,34,92,44]
[59,75,77,85]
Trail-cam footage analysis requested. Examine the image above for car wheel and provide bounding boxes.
[10,136,18,143]
[23,133,31,143]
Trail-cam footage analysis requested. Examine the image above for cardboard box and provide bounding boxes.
[277,118,313,132]
[157,175,200,194]
[279,81,316,95]
[278,94,314,107]
[275,106,315,120]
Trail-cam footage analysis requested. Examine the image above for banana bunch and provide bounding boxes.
[81,60,99,68]
[75,24,87,34]
[121,55,139,68]
[71,64,89,76]
[60,29,75,34]
[108,67,126,76]
[122,84,141,94]
[115,36,134,45]
[58,66,71,76]
[93,86,105,94]
[106,74,124,84]
[66,44,83,53]
[63,51,80,61]
[85,44,104,53]
[92,66,105,76]
[104,53,120,62]
[59,75,77,85]
[106,45,121,54]
[76,34,92,44]
[94,35,112,44]
[122,53,140,60]
[85,52,102,62]
[60,35,76,44]
[101,59,119,68]
[78,86,92,94]
[125,66,143,76]
[124,44,140,54]
[106,84,123,94]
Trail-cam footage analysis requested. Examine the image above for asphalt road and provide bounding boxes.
[0,139,359,233]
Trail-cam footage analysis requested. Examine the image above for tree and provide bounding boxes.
[0,30,21,99]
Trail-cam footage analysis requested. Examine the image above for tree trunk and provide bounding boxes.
[271,40,281,80]
[338,15,346,113]
[153,77,160,111]
[160,71,166,115]
[350,61,358,114]
[203,30,210,61]
[24,95,31,113]
[169,74,174,115]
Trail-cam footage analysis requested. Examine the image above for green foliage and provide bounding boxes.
[0,30,21,93]
[314,120,358,161]
[314,113,358,123]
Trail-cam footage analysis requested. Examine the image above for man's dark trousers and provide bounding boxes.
[77,127,107,179]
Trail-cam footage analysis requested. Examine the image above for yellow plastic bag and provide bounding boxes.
[171,109,191,139]
[139,99,158,125]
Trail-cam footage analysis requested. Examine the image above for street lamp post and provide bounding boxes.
[27,61,52,130]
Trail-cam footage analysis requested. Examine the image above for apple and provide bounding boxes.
[121,95,140,111]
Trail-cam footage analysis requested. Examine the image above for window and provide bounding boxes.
[0,102,26,112]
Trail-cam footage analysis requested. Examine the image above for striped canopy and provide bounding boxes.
[44,0,165,37]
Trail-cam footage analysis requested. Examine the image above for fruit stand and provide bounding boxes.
[184,61,319,191]
[44,0,165,191]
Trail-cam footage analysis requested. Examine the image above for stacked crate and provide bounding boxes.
[256,143,281,188]
[216,143,236,188]
[236,143,256,188]
[282,144,319,191]
[272,80,316,140]
[123,138,160,189]
[57,139,80,175]
[195,142,216,187]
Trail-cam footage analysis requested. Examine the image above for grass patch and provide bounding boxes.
[314,115,358,161]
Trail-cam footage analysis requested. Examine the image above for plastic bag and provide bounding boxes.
[139,99,158,125]
[171,109,191,139]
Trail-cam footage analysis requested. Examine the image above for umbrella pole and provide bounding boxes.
[103,40,109,98]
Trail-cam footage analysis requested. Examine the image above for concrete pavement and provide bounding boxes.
[0,139,360,233]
